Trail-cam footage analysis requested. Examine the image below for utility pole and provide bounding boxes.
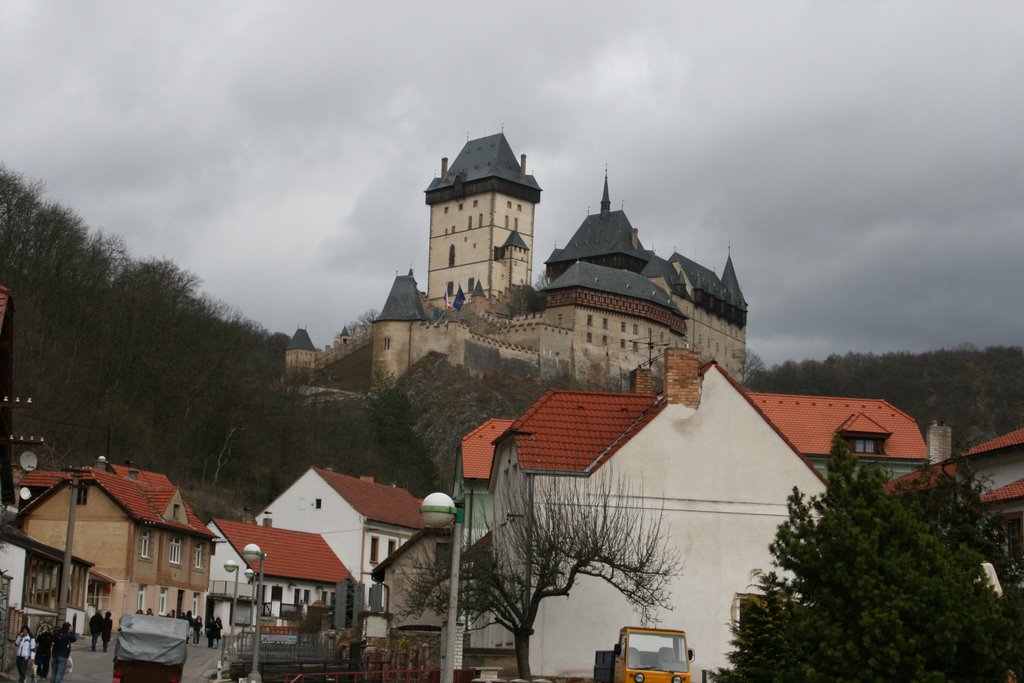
[58,467,86,624]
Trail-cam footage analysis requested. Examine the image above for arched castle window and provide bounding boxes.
[449,245,456,267]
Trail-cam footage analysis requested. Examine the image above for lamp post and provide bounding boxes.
[242,543,267,683]
[245,567,255,625]
[420,492,462,683]
[219,559,240,680]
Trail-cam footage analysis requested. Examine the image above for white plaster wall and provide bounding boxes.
[526,367,826,678]
[0,543,26,609]
[973,450,1024,491]
[257,469,363,581]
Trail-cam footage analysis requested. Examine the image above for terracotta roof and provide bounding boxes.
[19,467,215,539]
[462,419,514,481]
[982,477,1024,503]
[502,390,666,472]
[884,461,958,495]
[312,468,424,530]
[967,427,1024,457]
[746,393,926,459]
[212,518,350,584]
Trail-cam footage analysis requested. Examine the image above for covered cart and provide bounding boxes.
[112,613,188,683]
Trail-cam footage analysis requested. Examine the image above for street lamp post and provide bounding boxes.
[420,492,462,683]
[242,543,267,683]
[245,567,255,625]
[219,559,240,680]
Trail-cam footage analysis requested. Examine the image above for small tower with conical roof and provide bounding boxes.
[424,133,542,309]
[372,270,429,377]
[286,327,318,374]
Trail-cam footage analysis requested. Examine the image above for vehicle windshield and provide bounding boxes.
[626,632,689,673]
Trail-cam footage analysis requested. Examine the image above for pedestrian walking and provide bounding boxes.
[34,623,53,681]
[15,625,35,683]
[50,621,77,683]
[89,609,104,651]
[101,611,114,652]
[205,615,217,648]
[213,617,223,649]
[192,614,203,645]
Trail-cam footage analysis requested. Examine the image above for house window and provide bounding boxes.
[556,313,564,326]
[303,589,311,604]
[169,537,182,565]
[620,339,626,349]
[468,277,475,292]
[507,201,512,208]
[192,594,199,615]
[1006,513,1022,556]
[468,216,473,229]
[194,544,203,569]
[315,498,322,509]
[370,536,380,564]
[621,322,626,333]
[633,342,638,352]
[731,593,758,627]
[514,217,519,230]
[25,557,59,609]
[388,539,397,557]
[271,585,283,602]
[478,213,483,226]
[587,315,593,327]
[458,203,463,211]
[602,335,608,345]
[633,324,639,335]
[602,318,608,330]
[172,503,180,520]
[449,245,456,267]
[76,486,88,505]
[137,585,146,612]
[444,206,449,214]
[159,587,168,614]
[473,199,478,207]
[517,204,522,211]
[141,531,151,559]
[586,332,593,343]
[853,439,878,454]
[447,281,455,296]
[383,337,391,351]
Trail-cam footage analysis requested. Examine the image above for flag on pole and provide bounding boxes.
[444,287,451,310]
[453,285,466,311]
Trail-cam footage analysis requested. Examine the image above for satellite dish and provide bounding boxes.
[20,451,37,472]
[19,487,31,501]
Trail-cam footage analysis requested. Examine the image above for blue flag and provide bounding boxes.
[453,285,466,311]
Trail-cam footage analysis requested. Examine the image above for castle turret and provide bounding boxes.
[372,270,428,377]
[285,327,317,373]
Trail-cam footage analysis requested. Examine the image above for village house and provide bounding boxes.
[483,348,926,679]
[17,458,215,620]
[254,467,422,595]
[207,517,350,629]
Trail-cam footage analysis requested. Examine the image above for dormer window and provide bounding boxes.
[172,503,180,520]
[852,438,880,454]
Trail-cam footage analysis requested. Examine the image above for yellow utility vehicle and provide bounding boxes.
[596,626,695,683]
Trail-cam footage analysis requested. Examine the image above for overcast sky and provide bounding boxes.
[2,2,1023,365]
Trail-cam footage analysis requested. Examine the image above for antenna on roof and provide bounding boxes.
[466,131,470,141]
[501,122,505,133]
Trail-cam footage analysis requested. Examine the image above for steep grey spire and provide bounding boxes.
[378,272,428,321]
[287,327,316,351]
[721,253,746,306]
[600,170,611,214]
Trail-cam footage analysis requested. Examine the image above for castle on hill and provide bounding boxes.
[286,133,747,390]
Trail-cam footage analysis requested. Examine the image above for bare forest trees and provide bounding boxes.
[403,471,681,679]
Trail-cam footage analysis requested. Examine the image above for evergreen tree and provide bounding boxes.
[717,437,1021,682]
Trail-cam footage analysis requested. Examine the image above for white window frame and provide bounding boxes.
[193,543,203,569]
[159,587,168,614]
[137,585,146,612]
[140,530,150,559]
[169,537,182,565]
[192,594,199,615]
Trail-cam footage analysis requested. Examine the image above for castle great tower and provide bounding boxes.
[424,133,541,308]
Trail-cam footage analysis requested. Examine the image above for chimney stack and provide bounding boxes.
[664,347,701,407]
[441,157,449,181]
[94,455,109,472]
[127,469,139,480]
[926,420,952,463]
[520,154,527,178]
[629,367,653,395]
[262,511,274,528]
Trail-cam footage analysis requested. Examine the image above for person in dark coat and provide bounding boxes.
[34,623,53,680]
[101,611,114,652]
[89,609,104,651]
[51,622,77,683]
[192,614,203,645]
[213,617,223,648]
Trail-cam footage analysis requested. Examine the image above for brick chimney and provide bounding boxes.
[926,420,952,463]
[664,347,701,407]
[629,367,653,395]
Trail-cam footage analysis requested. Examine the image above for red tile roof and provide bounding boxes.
[982,477,1024,503]
[746,393,926,459]
[19,467,215,539]
[312,468,423,530]
[461,419,514,481]
[212,518,350,583]
[502,390,667,472]
[967,427,1024,457]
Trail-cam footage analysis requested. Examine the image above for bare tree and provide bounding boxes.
[340,309,379,337]
[403,471,681,678]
